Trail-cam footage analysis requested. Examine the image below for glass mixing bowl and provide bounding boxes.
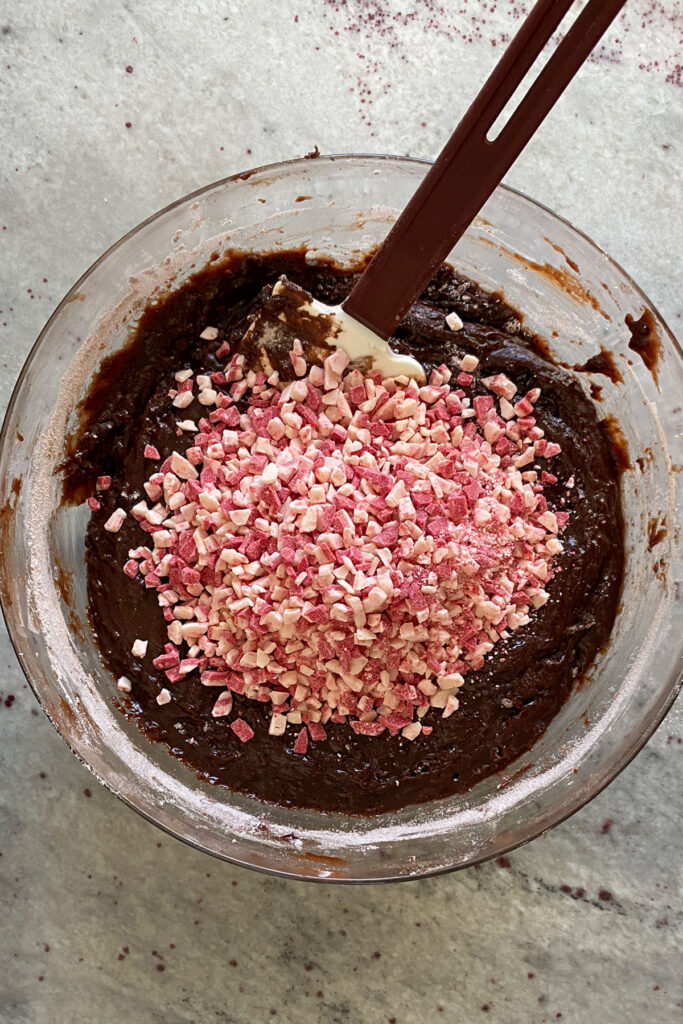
[0,156,681,882]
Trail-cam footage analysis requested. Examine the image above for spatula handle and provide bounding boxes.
[343,0,627,339]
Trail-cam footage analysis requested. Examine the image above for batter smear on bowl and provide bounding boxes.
[67,253,624,814]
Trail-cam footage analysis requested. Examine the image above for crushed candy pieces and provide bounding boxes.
[460,353,479,373]
[231,718,255,743]
[211,690,233,717]
[106,336,568,747]
[104,508,127,533]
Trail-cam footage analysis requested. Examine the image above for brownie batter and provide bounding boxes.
[65,253,624,814]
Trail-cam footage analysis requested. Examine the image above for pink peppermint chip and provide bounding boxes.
[293,727,309,754]
[230,719,255,743]
[119,340,569,747]
[212,690,233,718]
[104,508,126,533]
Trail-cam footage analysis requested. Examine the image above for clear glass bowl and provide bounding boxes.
[0,156,681,882]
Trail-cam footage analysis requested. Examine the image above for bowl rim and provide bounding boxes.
[1,152,681,883]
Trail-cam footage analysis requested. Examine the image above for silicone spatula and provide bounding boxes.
[248,0,627,382]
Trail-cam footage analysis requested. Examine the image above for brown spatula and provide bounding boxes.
[247,0,627,381]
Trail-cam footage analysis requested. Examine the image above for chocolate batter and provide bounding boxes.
[65,253,624,814]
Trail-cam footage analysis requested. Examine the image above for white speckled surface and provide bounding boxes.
[1,2,681,1022]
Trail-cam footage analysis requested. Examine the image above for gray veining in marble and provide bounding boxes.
[1,2,681,1022]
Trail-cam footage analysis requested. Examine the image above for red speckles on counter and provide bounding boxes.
[320,0,683,102]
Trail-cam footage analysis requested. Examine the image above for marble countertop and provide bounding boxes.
[1,2,681,1022]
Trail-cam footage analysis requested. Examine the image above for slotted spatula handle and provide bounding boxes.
[343,0,627,339]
